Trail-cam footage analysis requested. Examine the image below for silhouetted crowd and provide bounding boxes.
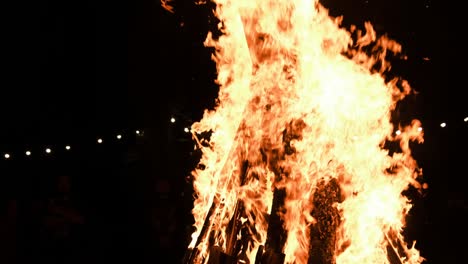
[0,140,193,264]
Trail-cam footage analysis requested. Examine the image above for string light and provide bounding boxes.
[1,111,467,162]
[0,129,145,161]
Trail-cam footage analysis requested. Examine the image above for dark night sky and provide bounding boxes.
[0,0,465,263]
[0,0,457,138]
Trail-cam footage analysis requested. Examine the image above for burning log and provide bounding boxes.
[254,187,287,264]
[182,110,416,264]
[225,161,250,254]
[184,118,305,264]
[206,200,250,264]
[308,177,343,264]
[207,246,236,264]
[182,199,216,263]
[183,128,257,264]
[386,243,403,264]
[203,145,290,264]
[255,245,286,264]
[265,187,288,252]
[255,119,306,264]
[182,119,250,264]
[385,229,413,264]
[207,161,251,264]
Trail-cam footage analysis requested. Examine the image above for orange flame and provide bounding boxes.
[176,0,425,263]
[160,0,175,13]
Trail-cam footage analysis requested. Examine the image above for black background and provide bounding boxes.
[0,0,464,263]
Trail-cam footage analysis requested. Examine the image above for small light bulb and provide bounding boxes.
[170,117,176,123]
[417,127,423,132]
[65,145,71,150]
[4,153,10,159]
[395,130,401,135]
[135,130,140,135]
[117,134,122,139]
[97,138,103,144]
[184,127,190,133]
[464,117,468,122]
[25,150,31,156]
[45,148,51,154]
[440,122,446,128]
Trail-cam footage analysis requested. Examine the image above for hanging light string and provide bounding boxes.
[2,114,467,160]
[2,129,143,160]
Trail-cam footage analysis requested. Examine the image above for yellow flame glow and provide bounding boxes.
[168,1,425,263]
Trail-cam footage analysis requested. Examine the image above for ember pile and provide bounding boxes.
[162,0,426,263]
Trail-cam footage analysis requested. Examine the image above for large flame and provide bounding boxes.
[166,0,425,263]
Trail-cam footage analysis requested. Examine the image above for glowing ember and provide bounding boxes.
[163,0,425,263]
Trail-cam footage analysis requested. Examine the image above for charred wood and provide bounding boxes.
[385,229,410,264]
[308,178,343,264]
[255,119,306,263]
[185,118,307,263]
[182,198,219,264]
[264,188,287,254]
[386,243,403,264]
[255,245,286,264]
[207,246,236,264]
